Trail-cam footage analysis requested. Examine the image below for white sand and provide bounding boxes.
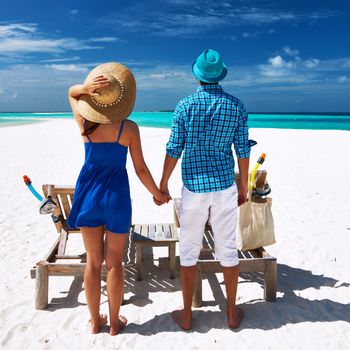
[0,119,349,349]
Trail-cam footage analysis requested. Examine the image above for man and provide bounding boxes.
[159,49,251,330]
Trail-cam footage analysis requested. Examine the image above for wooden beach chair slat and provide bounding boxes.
[141,224,148,239]
[148,224,156,239]
[59,194,71,219]
[68,194,74,209]
[170,223,178,240]
[163,224,171,239]
[155,224,163,239]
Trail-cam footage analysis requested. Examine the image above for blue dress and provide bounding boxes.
[67,121,131,233]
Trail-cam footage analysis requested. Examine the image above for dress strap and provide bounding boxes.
[83,120,92,142]
[117,121,125,143]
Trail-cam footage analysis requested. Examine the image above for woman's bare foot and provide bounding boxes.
[89,314,108,334]
[171,309,192,331]
[110,315,128,336]
[228,306,245,330]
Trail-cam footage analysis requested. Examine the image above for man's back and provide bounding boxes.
[166,83,250,193]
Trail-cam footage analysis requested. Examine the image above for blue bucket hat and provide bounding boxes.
[192,49,227,83]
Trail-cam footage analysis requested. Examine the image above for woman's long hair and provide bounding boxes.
[81,119,100,136]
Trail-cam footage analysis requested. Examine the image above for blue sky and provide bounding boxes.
[0,0,349,112]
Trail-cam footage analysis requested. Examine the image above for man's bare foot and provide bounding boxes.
[171,309,192,331]
[110,315,128,336]
[228,306,245,330]
[89,314,108,334]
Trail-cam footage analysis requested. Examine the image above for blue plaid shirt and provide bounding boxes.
[166,84,250,193]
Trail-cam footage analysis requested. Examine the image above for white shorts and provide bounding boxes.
[179,184,239,267]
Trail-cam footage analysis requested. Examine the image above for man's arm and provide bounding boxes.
[237,157,249,206]
[160,155,179,194]
[233,102,251,206]
[159,102,186,196]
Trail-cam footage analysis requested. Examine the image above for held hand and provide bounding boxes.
[83,75,110,96]
[237,184,248,207]
[153,190,172,206]
[154,181,171,206]
[159,181,170,197]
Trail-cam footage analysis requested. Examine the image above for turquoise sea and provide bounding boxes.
[0,112,350,130]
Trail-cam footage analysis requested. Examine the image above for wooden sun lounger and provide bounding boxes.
[173,171,277,307]
[30,185,86,309]
[30,185,129,310]
[30,185,178,309]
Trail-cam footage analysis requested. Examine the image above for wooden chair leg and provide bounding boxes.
[264,259,277,302]
[35,261,49,310]
[135,243,143,281]
[192,267,202,308]
[169,243,176,279]
[57,230,68,256]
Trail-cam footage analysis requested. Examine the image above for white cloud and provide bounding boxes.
[264,55,295,73]
[304,58,320,68]
[259,51,312,79]
[322,58,350,70]
[99,4,336,38]
[41,56,80,63]
[241,32,259,39]
[149,73,168,80]
[232,29,275,41]
[283,46,299,57]
[0,87,19,102]
[88,37,120,42]
[269,55,284,68]
[135,66,193,90]
[47,64,89,73]
[0,23,37,36]
[0,38,97,53]
[0,23,103,56]
[338,76,348,83]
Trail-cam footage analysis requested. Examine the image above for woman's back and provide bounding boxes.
[82,120,131,146]
[82,120,129,167]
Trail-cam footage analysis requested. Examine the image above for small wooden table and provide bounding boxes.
[131,223,178,280]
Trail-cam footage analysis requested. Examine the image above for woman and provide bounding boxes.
[67,62,170,335]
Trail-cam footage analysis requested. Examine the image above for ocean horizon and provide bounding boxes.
[0,112,350,130]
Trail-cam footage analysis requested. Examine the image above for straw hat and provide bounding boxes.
[78,62,136,124]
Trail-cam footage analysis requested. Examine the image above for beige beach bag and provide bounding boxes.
[237,193,275,251]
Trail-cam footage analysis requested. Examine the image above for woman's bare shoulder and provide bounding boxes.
[124,119,139,134]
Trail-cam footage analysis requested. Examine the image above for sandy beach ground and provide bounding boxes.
[0,119,349,350]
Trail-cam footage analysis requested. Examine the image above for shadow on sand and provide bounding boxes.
[45,235,350,332]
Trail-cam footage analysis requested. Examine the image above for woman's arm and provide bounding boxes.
[129,122,170,204]
[68,76,110,123]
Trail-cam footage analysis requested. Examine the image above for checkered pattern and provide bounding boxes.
[166,84,250,193]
